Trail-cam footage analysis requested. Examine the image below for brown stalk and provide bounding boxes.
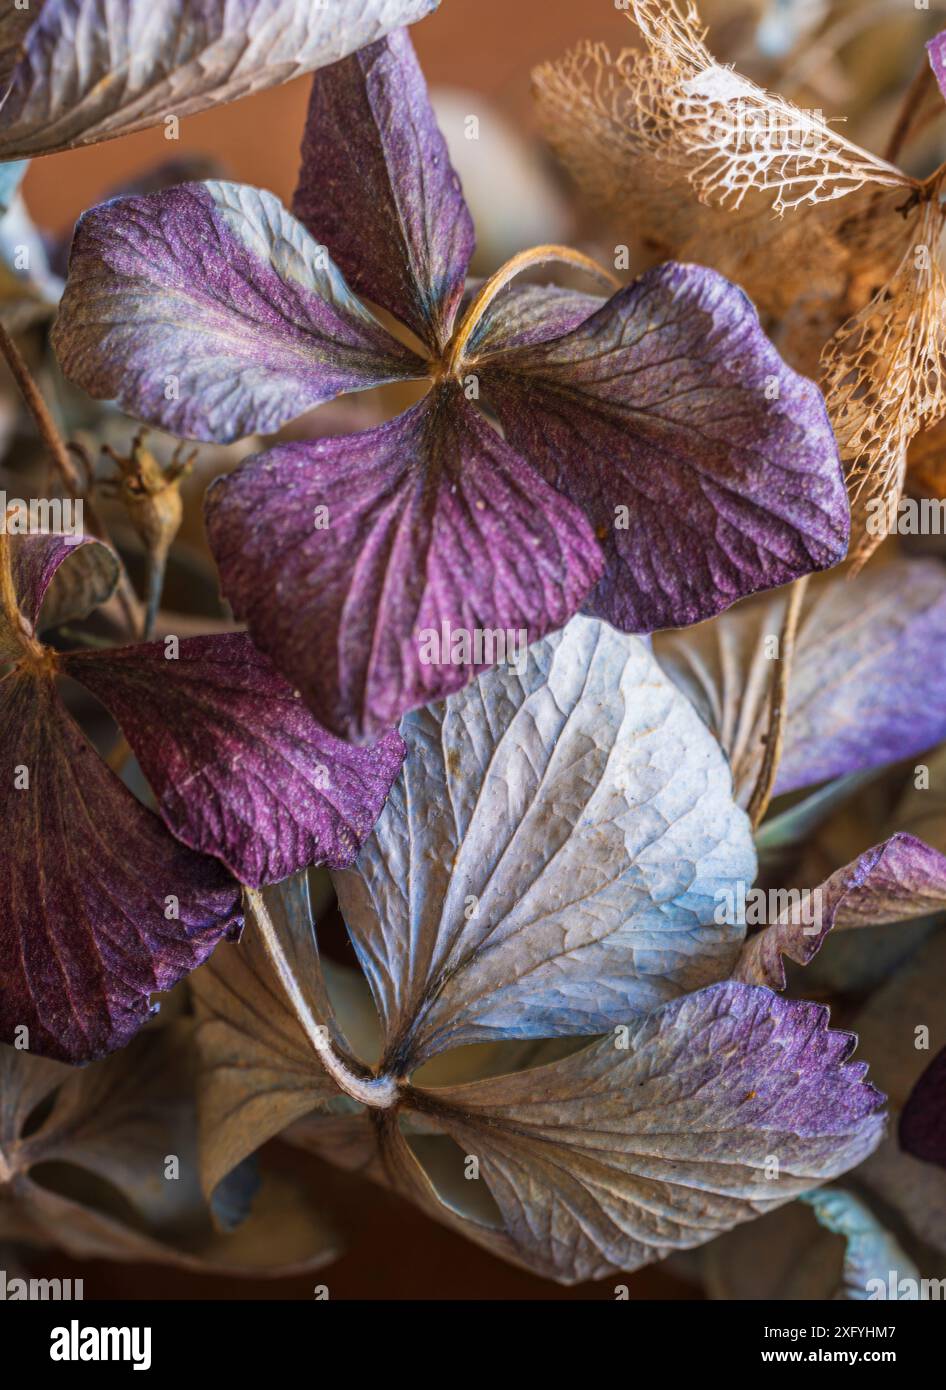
[747,575,809,830]
[0,320,143,637]
[884,55,939,165]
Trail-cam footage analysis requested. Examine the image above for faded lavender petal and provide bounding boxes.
[734,834,946,991]
[397,983,884,1282]
[900,1046,946,1172]
[334,616,755,1069]
[479,262,849,633]
[464,283,604,356]
[205,387,603,741]
[656,558,946,805]
[52,182,423,443]
[0,676,241,1062]
[0,0,440,159]
[65,634,405,887]
[294,29,474,352]
[928,31,946,102]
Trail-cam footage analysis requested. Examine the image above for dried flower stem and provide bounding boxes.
[444,243,621,376]
[747,575,809,830]
[0,320,142,637]
[884,56,938,165]
[248,887,401,1109]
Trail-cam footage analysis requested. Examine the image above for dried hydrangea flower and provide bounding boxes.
[193,618,886,1284]
[0,530,404,1062]
[0,1023,337,1275]
[0,0,439,159]
[534,1,946,561]
[52,28,850,742]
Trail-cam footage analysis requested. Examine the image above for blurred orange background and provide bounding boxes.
[23,0,632,233]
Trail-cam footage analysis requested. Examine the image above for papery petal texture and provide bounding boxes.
[4,532,109,636]
[0,0,441,159]
[65,634,406,887]
[0,1027,337,1274]
[293,29,474,352]
[464,282,604,357]
[192,880,343,1198]
[333,615,756,1069]
[0,676,241,1063]
[734,834,946,992]
[406,982,884,1282]
[655,558,946,804]
[52,181,423,443]
[205,387,603,740]
[478,263,849,632]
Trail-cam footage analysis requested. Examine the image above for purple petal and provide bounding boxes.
[3,532,113,633]
[0,0,441,159]
[734,834,946,991]
[52,182,423,443]
[0,676,241,1063]
[293,29,474,353]
[480,262,849,632]
[464,282,605,356]
[900,1046,946,1171]
[419,982,884,1281]
[205,388,603,740]
[928,32,946,101]
[1,531,119,670]
[65,634,406,887]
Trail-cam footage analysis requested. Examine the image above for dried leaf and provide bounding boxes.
[654,557,946,805]
[734,834,946,991]
[821,209,946,561]
[194,638,884,1283]
[0,1026,337,1274]
[334,616,756,1067]
[0,0,440,160]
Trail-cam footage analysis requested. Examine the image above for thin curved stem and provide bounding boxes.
[747,575,809,830]
[248,887,401,1109]
[443,243,621,377]
[885,55,938,166]
[0,321,143,638]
